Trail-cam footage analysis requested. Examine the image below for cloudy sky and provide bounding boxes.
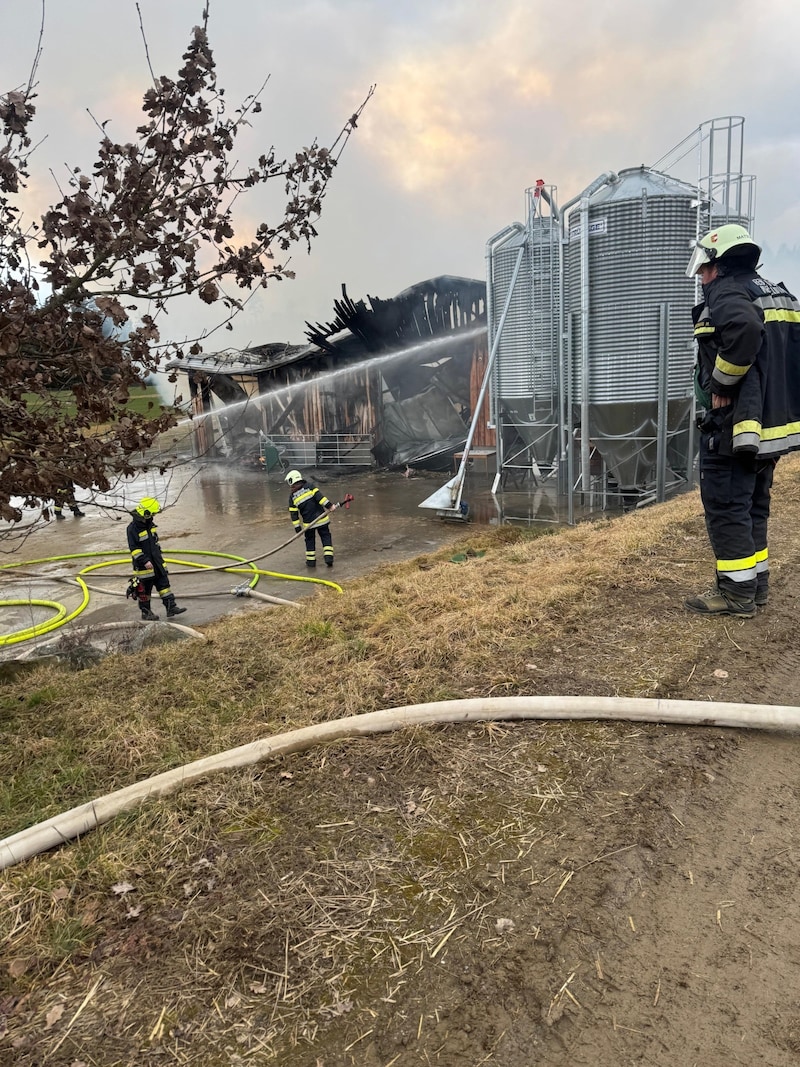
[3,0,800,356]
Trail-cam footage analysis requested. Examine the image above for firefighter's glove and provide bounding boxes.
[293,525,302,534]
[126,577,141,601]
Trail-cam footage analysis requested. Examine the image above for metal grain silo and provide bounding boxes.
[488,185,561,474]
[564,166,698,491]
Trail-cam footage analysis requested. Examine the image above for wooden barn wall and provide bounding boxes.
[256,361,380,439]
[253,335,493,451]
[188,374,222,458]
[469,335,496,449]
[187,326,492,460]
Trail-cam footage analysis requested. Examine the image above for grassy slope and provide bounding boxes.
[2,455,799,1064]
[8,455,797,836]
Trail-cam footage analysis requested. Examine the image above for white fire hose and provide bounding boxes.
[2,695,799,871]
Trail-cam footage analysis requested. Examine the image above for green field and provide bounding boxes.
[121,384,169,417]
[21,384,170,421]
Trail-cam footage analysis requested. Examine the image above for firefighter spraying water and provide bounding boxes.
[284,469,354,569]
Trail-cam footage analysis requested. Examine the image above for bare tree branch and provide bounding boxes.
[0,6,371,524]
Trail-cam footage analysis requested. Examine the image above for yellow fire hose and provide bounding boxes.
[0,541,342,648]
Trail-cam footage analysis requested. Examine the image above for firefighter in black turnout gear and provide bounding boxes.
[126,497,187,620]
[684,224,800,618]
[285,470,337,568]
[52,483,85,519]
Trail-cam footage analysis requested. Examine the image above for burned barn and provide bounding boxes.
[166,276,493,472]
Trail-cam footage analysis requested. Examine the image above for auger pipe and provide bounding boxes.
[2,695,799,871]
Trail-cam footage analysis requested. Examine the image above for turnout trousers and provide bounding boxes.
[136,561,176,602]
[699,436,776,600]
[304,524,333,567]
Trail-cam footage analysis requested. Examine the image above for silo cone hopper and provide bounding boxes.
[419,238,527,520]
[418,472,470,521]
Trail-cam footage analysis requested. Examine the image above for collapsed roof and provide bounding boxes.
[166,276,488,470]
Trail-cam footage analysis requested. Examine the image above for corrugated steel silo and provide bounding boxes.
[489,188,561,471]
[565,166,698,489]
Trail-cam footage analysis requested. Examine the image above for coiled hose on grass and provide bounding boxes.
[2,695,799,871]
[0,540,340,648]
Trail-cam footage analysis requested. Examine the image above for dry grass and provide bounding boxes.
[0,719,647,1063]
[2,455,800,1064]
[0,475,757,834]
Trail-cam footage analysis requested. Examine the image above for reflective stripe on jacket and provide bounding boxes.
[692,270,800,456]
[126,515,165,569]
[288,483,331,530]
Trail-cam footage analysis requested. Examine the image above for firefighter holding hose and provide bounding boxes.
[285,470,340,569]
[126,497,187,620]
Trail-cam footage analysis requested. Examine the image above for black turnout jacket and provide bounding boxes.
[288,481,332,532]
[692,268,800,456]
[126,513,166,571]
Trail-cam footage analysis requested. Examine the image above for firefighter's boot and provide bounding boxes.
[684,583,756,618]
[755,575,769,607]
[140,601,159,621]
[164,594,187,618]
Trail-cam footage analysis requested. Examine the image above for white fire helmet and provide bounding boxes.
[284,470,303,486]
[685,224,761,278]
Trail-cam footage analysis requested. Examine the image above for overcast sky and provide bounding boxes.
[3,0,800,356]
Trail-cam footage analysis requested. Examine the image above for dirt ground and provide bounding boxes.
[248,504,800,1067]
[2,463,800,1066]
